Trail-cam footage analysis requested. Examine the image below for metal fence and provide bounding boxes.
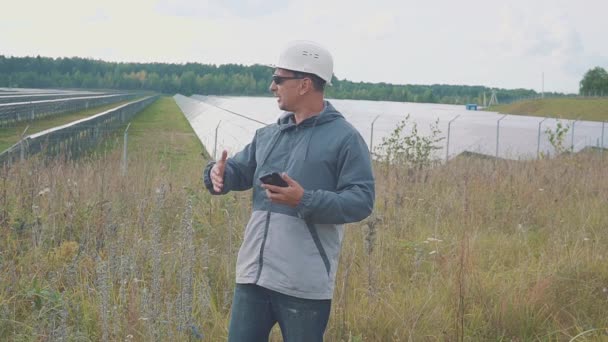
[174,94,607,163]
[0,93,140,127]
[0,91,104,104]
[0,95,159,165]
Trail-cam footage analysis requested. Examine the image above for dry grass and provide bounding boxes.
[0,97,607,341]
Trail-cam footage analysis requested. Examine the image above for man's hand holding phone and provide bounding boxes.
[260,172,304,208]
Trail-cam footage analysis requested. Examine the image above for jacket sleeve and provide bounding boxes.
[203,132,257,195]
[295,133,375,224]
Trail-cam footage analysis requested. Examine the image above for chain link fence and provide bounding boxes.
[0,95,159,165]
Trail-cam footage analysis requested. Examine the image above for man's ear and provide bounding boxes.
[298,78,312,95]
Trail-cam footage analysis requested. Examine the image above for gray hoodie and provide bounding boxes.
[203,101,375,299]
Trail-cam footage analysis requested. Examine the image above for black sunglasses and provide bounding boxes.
[272,75,306,85]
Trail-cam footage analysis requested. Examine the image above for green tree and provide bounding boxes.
[0,55,568,100]
[579,67,608,96]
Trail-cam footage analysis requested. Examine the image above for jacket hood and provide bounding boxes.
[269,101,343,162]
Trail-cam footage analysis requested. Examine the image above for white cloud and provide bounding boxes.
[2,0,607,93]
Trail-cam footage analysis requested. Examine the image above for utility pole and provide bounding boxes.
[488,90,499,106]
[542,72,545,99]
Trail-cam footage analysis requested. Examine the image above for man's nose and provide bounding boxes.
[269,81,277,93]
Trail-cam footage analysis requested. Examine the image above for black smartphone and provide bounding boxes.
[259,172,288,187]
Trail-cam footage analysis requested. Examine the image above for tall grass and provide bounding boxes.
[0,97,606,341]
[2,149,606,341]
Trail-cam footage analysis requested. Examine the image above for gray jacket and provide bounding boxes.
[203,101,375,299]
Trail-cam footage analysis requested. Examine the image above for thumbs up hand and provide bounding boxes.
[211,150,228,192]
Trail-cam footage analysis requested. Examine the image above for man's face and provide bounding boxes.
[269,68,305,111]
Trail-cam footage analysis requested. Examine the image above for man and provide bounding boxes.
[203,40,375,342]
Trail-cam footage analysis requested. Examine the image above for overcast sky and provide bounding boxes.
[2,0,607,93]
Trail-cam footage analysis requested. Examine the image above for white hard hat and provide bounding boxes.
[272,40,334,85]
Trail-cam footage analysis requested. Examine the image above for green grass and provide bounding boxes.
[1,96,607,341]
[126,96,205,168]
[487,97,608,121]
[0,99,142,152]
[94,96,205,174]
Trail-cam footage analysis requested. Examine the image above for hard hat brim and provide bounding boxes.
[265,64,332,86]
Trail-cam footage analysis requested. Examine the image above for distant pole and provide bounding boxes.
[541,72,544,99]
[496,115,507,159]
[122,123,131,175]
[537,117,548,158]
[370,115,380,159]
[213,120,222,160]
[489,90,499,106]
[446,114,460,162]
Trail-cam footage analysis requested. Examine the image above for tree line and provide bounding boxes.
[0,55,576,104]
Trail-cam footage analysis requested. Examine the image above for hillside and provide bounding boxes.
[488,97,608,121]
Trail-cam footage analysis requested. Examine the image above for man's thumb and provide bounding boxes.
[220,150,228,162]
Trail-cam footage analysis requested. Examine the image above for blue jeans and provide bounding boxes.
[228,284,331,342]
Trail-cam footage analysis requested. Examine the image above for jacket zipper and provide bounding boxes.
[254,204,272,284]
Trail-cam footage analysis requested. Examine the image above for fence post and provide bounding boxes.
[602,121,605,150]
[537,117,548,159]
[19,141,25,162]
[213,120,222,160]
[571,119,579,151]
[122,123,131,176]
[19,125,29,162]
[370,115,380,159]
[496,115,507,159]
[446,114,460,162]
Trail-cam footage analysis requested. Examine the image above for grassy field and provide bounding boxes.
[0,99,144,152]
[487,97,608,122]
[0,96,607,341]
